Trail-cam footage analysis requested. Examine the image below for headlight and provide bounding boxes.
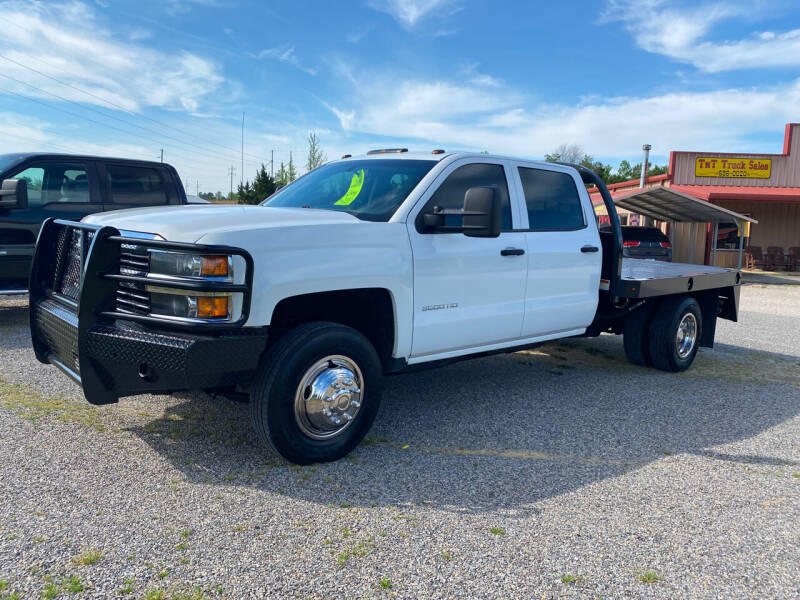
[144,250,239,322]
[149,251,231,280]
[149,288,231,319]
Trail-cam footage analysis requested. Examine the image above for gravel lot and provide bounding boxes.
[1,285,798,599]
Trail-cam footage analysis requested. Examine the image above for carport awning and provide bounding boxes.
[612,187,758,224]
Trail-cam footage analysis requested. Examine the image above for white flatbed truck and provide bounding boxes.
[29,150,740,463]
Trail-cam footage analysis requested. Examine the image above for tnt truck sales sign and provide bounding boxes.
[695,157,772,178]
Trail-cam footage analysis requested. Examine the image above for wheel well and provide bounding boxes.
[269,288,396,368]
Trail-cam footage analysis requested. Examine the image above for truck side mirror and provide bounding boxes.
[462,186,500,238]
[0,178,27,209]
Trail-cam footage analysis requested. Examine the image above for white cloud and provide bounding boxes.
[0,1,224,112]
[367,0,461,27]
[327,68,800,158]
[254,45,317,76]
[0,111,151,158]
[604,0,800,72]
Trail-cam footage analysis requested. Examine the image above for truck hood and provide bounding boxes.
[83,205,362,242]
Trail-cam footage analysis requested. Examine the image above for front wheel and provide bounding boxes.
[648,296,702,372]
[250,322,383,464]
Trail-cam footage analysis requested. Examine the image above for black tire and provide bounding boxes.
[648,296,702,372]
[623,303,653,367]
[250,321,383,464]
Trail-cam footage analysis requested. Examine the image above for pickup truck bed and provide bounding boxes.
[616,258,741,299]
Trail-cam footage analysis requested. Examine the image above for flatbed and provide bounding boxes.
[617,258,741,298]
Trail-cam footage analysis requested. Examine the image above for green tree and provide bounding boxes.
[544,143,584,164]
[276,162,289,186]
[238,163,278,205]
[606,161,668,184]
[545,144,614,183]
[305,132,327,171]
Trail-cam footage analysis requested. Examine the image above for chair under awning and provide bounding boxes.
[611,186,758,268]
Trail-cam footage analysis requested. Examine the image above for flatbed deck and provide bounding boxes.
[617,258,741,298]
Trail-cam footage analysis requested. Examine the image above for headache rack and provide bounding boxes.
[29,218,259,405]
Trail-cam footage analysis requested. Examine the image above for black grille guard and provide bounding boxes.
[29,218,258,405]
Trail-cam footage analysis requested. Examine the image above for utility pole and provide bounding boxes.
[228,165,236,197]
[639,144,651,189]
[196,180,199,195]
[241,112,245,188]
[270,149,274,177]
[640,144,652,226]
[159,148,164,163]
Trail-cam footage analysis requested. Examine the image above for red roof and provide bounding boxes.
[671,185,800,203]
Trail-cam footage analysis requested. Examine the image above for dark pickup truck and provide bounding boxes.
[0,153,187,293]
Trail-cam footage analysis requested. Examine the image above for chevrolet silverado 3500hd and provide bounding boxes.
[28,150,740,464]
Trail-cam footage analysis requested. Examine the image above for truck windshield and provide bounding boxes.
[0,154,26,176]
[262,159,437,222]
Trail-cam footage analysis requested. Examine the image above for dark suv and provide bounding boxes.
[0,153,187,293]
[617,226,672,261]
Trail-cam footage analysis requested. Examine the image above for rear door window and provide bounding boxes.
[518,167,585,231]
[107,164,168,205]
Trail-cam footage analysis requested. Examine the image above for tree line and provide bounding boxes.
[544,143,667,184]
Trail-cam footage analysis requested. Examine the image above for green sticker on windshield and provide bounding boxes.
[335,169,365,205]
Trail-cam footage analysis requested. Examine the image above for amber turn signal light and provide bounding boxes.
[197,296,229,318]
[201,256,228,277]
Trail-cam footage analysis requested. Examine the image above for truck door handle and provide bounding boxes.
[501,248,525,256]
[581,245,599,253]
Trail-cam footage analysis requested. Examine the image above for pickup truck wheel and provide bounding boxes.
[622,304,653,367]
[250,322,382,464]
[648,296,702,372]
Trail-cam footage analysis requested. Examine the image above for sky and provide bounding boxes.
[0,0,799,194]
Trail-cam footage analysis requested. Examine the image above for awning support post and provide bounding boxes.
[689,222,696,264]
[737,220,744,269]
[712,222,718,266]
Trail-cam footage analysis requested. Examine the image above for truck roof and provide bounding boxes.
[0,152,171,167]
[336,150,558,169]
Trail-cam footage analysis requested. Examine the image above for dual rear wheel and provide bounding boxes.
[624,296,702,372]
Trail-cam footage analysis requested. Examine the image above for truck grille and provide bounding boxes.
[52,226,94,301]
[116,245,151,316]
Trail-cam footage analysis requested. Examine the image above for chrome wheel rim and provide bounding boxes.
[675,312,697,359]
[294,355,363,441]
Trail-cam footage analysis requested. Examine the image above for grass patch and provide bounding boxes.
[120,578,135,595]
[63,574,86,593]
[489,527,505,535]
[379,577,392,589]
[71,548,102,565]
[560,573,584,584]
[0,377,106,431]
[42,581,59,599]
[637,570,663,584]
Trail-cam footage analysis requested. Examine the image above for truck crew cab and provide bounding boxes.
[0,153,187,293]
[28,150,741,464]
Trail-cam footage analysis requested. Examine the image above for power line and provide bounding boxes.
[0,74,266,168]
[0,51,267,163]
[0,70,260,167]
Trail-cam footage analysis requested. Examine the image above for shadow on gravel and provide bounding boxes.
[0,301,32,351]
[127,339,800,516]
